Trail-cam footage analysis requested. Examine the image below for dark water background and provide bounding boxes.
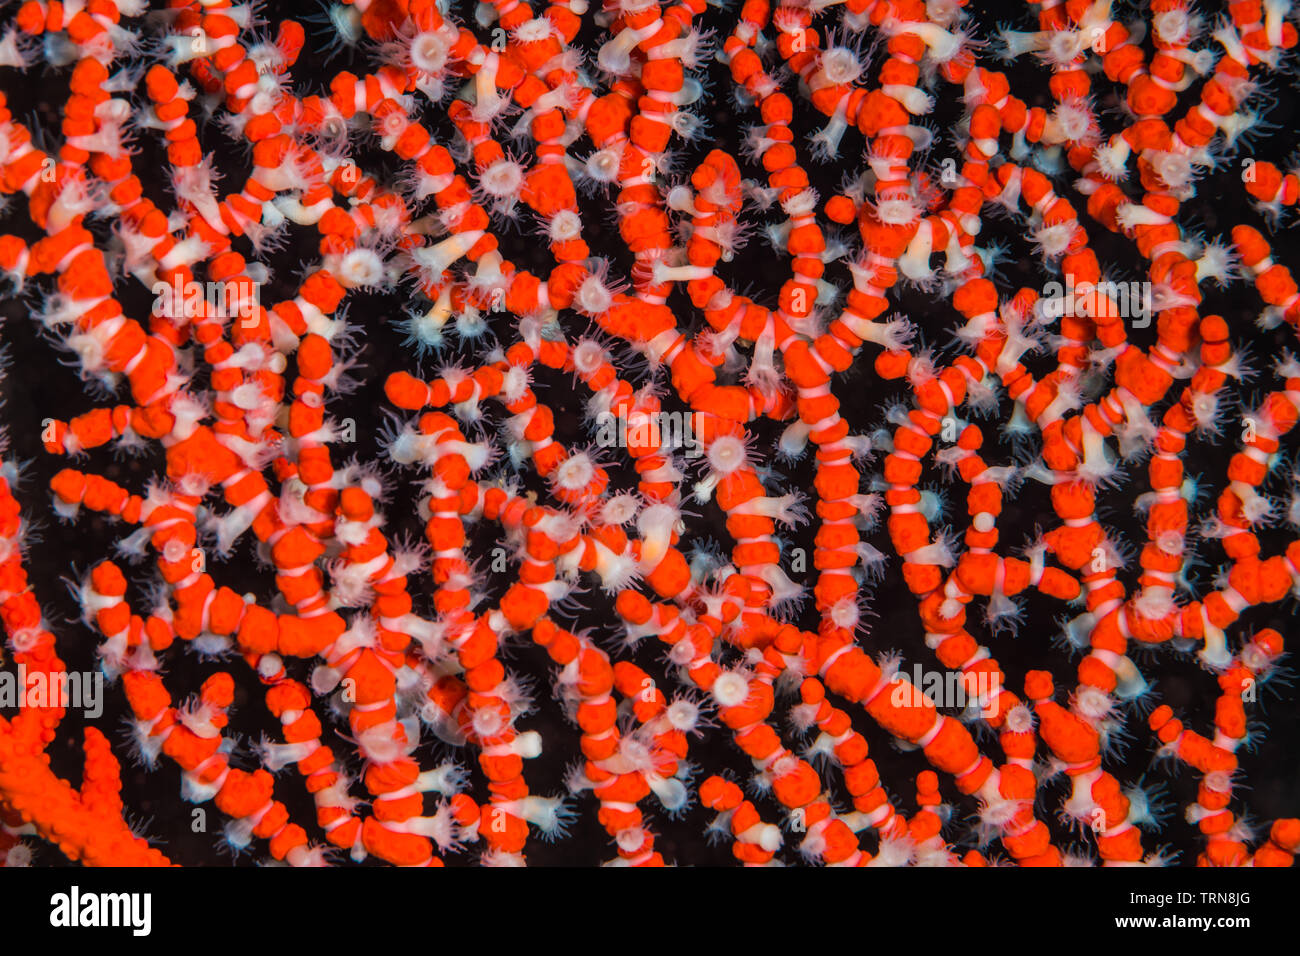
[1,0,1298,865]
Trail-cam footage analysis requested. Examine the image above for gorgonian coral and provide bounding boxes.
[0,0,1299,867]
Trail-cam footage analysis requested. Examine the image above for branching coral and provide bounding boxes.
[1,0,1299,867]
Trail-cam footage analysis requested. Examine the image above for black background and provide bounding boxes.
[1,0,1298,866]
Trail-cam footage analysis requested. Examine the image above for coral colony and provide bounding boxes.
[1,0,1300,870]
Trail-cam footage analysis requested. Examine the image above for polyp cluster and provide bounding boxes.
[1,0,1299,867]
